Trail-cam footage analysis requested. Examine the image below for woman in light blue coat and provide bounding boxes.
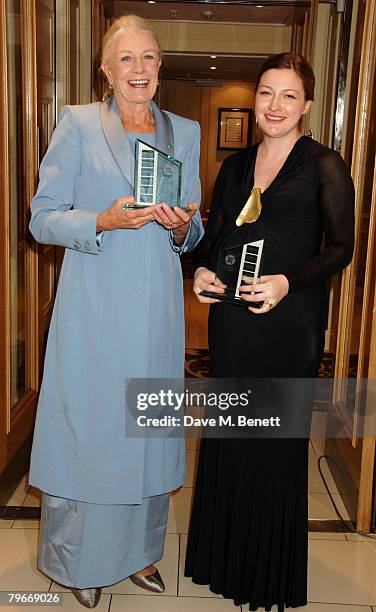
[29,15,203,608]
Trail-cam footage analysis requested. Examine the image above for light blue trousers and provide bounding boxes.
[38,491,169,588]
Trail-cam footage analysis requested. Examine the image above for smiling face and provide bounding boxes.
[101,28,161,109]
[255,68,312,140]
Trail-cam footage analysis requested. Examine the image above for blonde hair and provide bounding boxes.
[101,14,161,64]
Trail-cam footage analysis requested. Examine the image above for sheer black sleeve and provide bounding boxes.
[194,158,230,270]
[285,149,355,293]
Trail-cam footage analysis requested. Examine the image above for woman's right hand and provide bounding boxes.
[96,197,156,231]
[193,266,226,303]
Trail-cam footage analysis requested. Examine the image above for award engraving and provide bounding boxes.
[125,139,184,209]
[200,239,264,308]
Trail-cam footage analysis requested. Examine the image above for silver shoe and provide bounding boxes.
[71,588,102,608]
[130,569,165,593]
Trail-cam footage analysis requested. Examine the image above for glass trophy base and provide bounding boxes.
[200,239,265,309]
[123,203,190,212]
[134,139,184,208]
[199,290,264,309]
[122,203,149,210]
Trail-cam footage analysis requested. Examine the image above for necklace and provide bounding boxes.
[236,187,262,226]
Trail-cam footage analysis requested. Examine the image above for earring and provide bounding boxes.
[255,116,258,126]
[108,83,113,90]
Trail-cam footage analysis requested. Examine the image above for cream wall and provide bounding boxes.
[160,80,255,214]
[204,83,255,215]
[154,19,291,212]
[310,4,332,143]
[151,21,291,54]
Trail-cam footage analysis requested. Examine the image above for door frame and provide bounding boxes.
[0,0,39,472]
[330,0,376,532]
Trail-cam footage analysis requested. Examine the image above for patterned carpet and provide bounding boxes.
[184,349,359,414]
[185,349,339,379]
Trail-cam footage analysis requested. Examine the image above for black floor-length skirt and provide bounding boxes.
[185,297,325,611]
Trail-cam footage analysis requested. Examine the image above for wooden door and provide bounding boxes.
[0,0,39,483]
[291,0,318,64]
[0,0,90,490]
[326,0,376,532]
[0,0,59,491]
[36,0,58,368]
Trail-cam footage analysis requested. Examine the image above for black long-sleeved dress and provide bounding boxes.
[184,136,355,611]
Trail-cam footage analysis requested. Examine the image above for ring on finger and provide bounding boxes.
[268,300,274,310]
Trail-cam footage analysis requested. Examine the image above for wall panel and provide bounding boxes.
[160,79,255,215]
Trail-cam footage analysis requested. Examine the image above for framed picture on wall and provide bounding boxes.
[217,108,252,150]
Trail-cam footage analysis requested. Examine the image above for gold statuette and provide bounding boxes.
[235,187,262,226]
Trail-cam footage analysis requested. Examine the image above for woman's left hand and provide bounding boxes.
[238,274,289,314]
[153,203,198,245]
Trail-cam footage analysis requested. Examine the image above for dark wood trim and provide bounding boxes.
[8,390,38,457]
[1,506,40,520]
[103,0,114,20]
[0,390,38,473]
[0,0,11,435]
[91,0,104,102]
[22,0,39,392]
[308,519,354,532]
[0,432,33,506]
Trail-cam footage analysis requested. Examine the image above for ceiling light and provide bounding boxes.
[210,66,217,70]
[210,55,217,59]
[148,1,156,3]
[256,4,263,7]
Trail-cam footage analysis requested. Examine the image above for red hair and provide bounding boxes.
[256,53,315,101]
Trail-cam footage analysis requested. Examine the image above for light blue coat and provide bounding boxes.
[29,97,203,504]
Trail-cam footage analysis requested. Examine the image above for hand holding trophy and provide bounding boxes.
[199,188,265,309]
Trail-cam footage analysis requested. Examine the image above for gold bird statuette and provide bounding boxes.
[235,187,262,226]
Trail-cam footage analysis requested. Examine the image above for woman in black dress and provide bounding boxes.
[184,53,354,611]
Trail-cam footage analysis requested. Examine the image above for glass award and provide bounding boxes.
[125,139,186,210]
[200,239,264,308]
